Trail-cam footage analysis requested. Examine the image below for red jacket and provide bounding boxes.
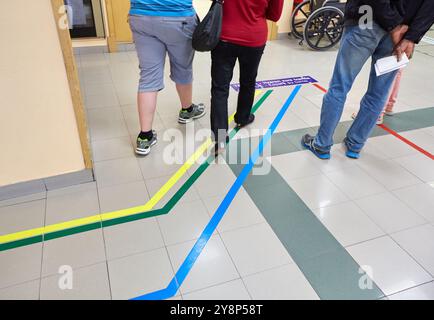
[220,0,284,47]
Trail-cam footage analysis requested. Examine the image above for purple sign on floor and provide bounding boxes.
[231,76,317,92]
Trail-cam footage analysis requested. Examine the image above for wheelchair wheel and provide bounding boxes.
[303,6,344,51]
[290,0,311,40]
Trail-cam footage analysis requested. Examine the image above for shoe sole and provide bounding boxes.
[135,139,157,156]
[345,150,360,159]
[236,119,255,129]
[178,110,207,124]
[301,140,331,160]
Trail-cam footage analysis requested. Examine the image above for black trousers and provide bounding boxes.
[211,41,265,143]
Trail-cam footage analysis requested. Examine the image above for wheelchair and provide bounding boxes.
[290,0,346,51]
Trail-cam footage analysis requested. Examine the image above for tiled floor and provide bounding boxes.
[1,34,434,300]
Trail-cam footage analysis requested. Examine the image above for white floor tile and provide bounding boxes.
[394,154,434,183]
[392,183,434,223]
[183,279,251,300]
[45,185,100,225]
[85,90,119,109]
[194,163,236,199]
[98,180,150,213]
[42,230,106,277]
[243,264,319,300]
[167,235,239,294]
[423,126,434,138]
[0,244,43,289]
[91,136,135,162]
[87,107,129,141]
[0,280,40,300]
[94,157,143,188]
[0,200,45,236]
[392,224,434,276]
[40,263,111,300]
[325,166,387,200]
[388,282,434,300]
[137,154,182,180]
[314,202,385,247]
[104,218,165,261]
[0,192,46,209]
[368,135,417,159]
[108,248,174,300]
[158,200,212,246]
[355,192,427,234]
[202,188,265,233]
[270,152,322,182]
[290,97,322,127]
[348,236,433,295]
[400,130,434,154]
[356,158,421,191]
[289,174,349,209]
[220,223,293,277]
[275,112,310,133]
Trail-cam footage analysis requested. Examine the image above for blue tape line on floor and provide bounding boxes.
[132,85,302,300]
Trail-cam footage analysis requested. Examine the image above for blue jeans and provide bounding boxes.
[314,23,398,152]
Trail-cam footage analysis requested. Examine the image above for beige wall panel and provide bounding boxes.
[278,0,294,34]
[0,0,85,186]
[111,0,133,42]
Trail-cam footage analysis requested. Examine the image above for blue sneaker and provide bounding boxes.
[301,134,331,160]
[343,139,360,159]
[345,149,360,159]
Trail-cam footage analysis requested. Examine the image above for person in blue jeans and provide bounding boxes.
[302,0,434,159]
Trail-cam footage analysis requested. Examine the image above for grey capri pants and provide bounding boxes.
[129,14,198,92]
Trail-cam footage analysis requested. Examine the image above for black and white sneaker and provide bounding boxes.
[136,131,157,156]
[178,103,206,124]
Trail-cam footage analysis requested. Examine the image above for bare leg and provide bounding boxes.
[176,83,193,109]
[138,91,158,132]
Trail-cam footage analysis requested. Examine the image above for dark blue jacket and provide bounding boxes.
[345,0,434,43]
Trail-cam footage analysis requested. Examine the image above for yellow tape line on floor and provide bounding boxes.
[0,91,263,245]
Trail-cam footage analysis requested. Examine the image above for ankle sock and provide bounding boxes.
[139,130,153,141]
[183,105,194,113]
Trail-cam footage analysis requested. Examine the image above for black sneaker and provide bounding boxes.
[236,114,255,129]
[301,134,331,160]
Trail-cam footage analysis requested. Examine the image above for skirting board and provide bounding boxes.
[0,169,94,202]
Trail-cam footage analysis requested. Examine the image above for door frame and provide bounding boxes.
[51,0,93,169]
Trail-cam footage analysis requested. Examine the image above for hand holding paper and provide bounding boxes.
[375,53,409,77]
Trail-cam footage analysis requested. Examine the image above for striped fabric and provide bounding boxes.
[129,0,195,17]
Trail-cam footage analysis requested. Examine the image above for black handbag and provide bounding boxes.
[192,0,224,52]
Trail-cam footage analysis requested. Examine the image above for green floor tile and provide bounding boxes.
[229,159,385,300]
[299,249,384,300]
[270,134,300,156]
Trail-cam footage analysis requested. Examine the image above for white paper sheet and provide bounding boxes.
[375,53,409,77]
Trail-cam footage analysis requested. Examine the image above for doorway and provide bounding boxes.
[66,0,105,39]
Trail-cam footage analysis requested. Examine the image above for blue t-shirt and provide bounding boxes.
[130,0,195,17]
